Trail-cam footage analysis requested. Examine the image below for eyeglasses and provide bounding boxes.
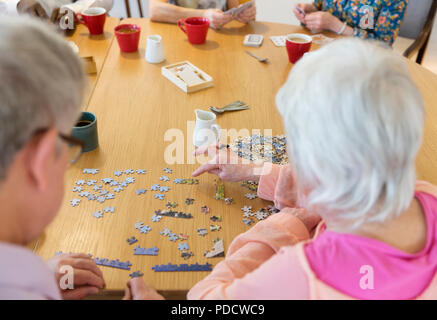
[34,129,84,165]
[60,133,84,165]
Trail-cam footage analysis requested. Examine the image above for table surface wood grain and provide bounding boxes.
[34,18,437,296]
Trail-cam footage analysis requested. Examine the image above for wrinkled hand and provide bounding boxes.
[204,9,233,29]
[192,144,263,182]
[235,4,256,24]
[17,0,49,19]
[304,11,337,33]
[123,278,164,300]
[47,253,105,300]
[292,3,317,23]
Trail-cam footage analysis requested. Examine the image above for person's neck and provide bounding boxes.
[0,185,25,245]
[325,197,428,254]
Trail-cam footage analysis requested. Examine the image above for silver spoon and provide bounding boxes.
[245,50,269,64]
[210,101,250,114]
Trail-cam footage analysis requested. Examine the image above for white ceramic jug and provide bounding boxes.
[193,109,221,147]
[146,35,165,64]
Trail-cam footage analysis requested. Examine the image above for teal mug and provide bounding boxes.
[72,111,99,153]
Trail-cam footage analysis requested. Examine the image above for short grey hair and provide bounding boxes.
[0,16,85,180]
[276,38,424,230]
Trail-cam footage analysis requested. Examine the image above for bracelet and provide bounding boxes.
[337,22,347,35]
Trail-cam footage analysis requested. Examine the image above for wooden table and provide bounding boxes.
[34,19,437,298]
[66,17,119,107]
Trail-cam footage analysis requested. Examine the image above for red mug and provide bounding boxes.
[177,17,210,45]
[114,24,141,53]
[285,33,312,64]
[75,7,106,35]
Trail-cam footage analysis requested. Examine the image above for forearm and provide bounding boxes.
[188,211,310,300]
[149,0,206,24]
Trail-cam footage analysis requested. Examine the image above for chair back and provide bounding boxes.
[399,0,435,39]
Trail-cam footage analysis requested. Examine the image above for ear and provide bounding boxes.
[26,129,59,191]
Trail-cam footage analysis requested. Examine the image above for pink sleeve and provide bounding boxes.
[257,163,298,210]
[187,210,311,300]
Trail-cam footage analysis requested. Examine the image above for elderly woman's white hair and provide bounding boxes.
[276,38,425,230]
[0,16,85,180]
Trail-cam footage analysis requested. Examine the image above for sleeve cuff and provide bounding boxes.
[257,163,282,201]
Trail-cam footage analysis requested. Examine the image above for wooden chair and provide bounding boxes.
[399,0,437,64]
[124,0,145,18]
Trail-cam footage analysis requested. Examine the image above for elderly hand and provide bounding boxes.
[235,4,256,24]
[304,11,339,33]
[203,8,234,29]
[123,278,165,300]
[192,144,263,182]
[292,3,317,23]
[47,253,105,300]
[17,0,49,19]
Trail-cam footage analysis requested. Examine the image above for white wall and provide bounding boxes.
[110,0,437,74]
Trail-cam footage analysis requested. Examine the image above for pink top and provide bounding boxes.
[0,242,60,299]
[187,163,437,300]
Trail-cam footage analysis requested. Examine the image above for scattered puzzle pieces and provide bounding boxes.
[94,257,132,270]
[126,236,138,245]
[125,177,135,184]
[114,186,124,193]
[210,215,222,222]
[103,206,114,213]
[154,193,165,200]
[73,186,83,192]
[152,214,162,222]
[129,271,144,278]
[136,169,146,174]
[96,195,106,203]
[124,169,134,175]
[93,211,103,219]
[201,206,210,214]
[106,193,115,200]
[114,170,122,177]
[151,184,160,191]
[178,243,189,252]
[204,238,225,258]
[93,185,102,191]
[245,193,258,200]
[70,199,81,207]
[102,178,113,184]
[139,225,151,234]
[136,188,146,195]
[224,198,234,205]
[210,225,221,232]
[181,251,194,260]
[163,167,172,174]
[197,228,208,236]
[133,245,159,256]
[173,178,199,185]
[243,218,255,226]
[78,191,90,197]
[109,180,119,187]
[159,186,169,192]
[76,179,86,186]
[156,209,192,219]
[87,179,97,186]
[159,175,170,182]
[185,198,194,205]
[160,228,171,236]
[152,263,212,272]
[83,168,99,175]
[169,233,179,242]
[166,202,178,209]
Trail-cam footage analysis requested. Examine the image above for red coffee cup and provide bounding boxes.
[75,7,106,35]
[177,17,210,45]
[114,24,141,53]
[285,33,312,64]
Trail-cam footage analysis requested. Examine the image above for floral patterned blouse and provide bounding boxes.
[169,0,227,10]
[313,0,408,45]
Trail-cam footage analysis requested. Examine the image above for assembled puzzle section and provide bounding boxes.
[162,61,213,93]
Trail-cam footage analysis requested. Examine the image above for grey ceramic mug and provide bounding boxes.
[72,111,99,153]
